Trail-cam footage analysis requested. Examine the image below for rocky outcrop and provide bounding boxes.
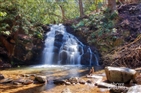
[105,66,136,83]
[0,34,43,68]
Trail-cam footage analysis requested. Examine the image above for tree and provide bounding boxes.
[78,0,84,17]
[108,0,116,12]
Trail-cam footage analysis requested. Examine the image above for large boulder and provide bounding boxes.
[127,85,141,93]
[105,66,136,83]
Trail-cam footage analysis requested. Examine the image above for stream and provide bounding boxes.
[0,65,105,93]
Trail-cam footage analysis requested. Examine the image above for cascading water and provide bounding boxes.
[42,24,99,66]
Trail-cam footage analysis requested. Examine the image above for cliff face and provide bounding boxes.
[0,32,45,68]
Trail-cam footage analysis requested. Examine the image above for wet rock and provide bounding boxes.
[86,79,93,84]
[79,79,86,84]
[68,77,79,84]
[12,79,24,84]
[53,79,67,85]
[24,51,33,61]
[35,76,47,83]
[0,74,4,80]
[23,79,33,85]
[1,63,11,68]
[53,79,66,85]
[0,78,12,84]
[81,52,91,65]
[61,87,72,93]
[59,50,68,64]
[127,85,141,93]
[105,66,136,83]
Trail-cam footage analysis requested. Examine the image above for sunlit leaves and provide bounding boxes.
[0,12,7,17]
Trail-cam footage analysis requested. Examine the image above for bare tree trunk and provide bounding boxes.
[108,0,116,12]
[59,5,66,22]
[78,0,84,17]
[55,0,66,22]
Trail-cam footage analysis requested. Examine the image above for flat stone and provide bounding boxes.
[23,79,33,85]
[0,78,12,84]
[12,78,33,85]
[105,66,136,83]
[13,81,22,85]
[35,76,47,83]
[96,82,116,88]
[86,75,103,79]
[127,85,141,93]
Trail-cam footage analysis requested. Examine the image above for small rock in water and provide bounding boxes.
[68,77,79,84]
[127,85,141,93]
[35,76,47,83]
[0,74,4,80]
[79,79,86,84]
[86,79,93,84]
[61,87,72,93]
[53,79,66,85]
[23,79,33,85]
[65,82,71,85]
[105,66,136,83]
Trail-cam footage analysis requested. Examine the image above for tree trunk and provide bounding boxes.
[108,0,116,12]
[55,0,66,22]
[78,0,84,17]
[59,5,66,22]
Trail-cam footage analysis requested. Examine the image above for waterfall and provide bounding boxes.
[42,24,99,66]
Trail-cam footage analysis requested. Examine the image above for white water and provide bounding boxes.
[42,24,99,66]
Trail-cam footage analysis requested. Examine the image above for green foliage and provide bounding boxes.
[72,7,119,52]
[0,0,44,39]
[0,12,7,17]
[0,0,117,39]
